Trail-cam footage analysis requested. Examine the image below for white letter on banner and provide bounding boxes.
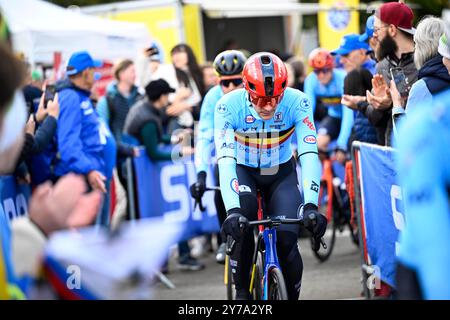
[3,198,16,220]
[390,184,405,256]
[66,265,81,290]
[16,194,28,217]
[161,164,190,223]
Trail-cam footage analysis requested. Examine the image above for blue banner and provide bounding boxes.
[0,176,31,224]
[358,143,404,287]
[133,152,220,241]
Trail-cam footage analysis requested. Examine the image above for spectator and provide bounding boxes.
[53,51,106,194]
[201,62,219,92]
[390,16,449,115]
[152,43,206,132]
[364,1,418,146]
[359,15,378,60]
[123,79,202,271]
[96,59,142,219]
[286,56,306,91]
[333,34,378,147]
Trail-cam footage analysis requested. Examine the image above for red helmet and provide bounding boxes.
[243,52,287,107]
[308,48,334,69]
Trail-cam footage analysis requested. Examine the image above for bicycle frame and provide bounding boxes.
[320,157,334,222]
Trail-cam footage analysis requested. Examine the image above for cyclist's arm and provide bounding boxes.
[294,96,321,206]
[214,101,240,211]
[195,90,217,174]
[336,105,354,151]
[303,74,317,114]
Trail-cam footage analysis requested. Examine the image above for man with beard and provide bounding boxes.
[363,1,417,146]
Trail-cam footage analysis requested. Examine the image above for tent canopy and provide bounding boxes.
[0,0,151,64]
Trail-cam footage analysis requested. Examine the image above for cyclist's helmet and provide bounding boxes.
[213,50,247,76]
[243,52,287,107]
[308,48,334,69]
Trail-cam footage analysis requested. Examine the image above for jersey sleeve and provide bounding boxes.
[195,89,216,174]
[303,73,317,114]
[293,94,321,206]
[214,99,240,212]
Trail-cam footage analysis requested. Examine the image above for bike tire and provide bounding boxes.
[267,267,288,300]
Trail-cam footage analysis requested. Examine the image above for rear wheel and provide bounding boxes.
[267,267,288,300]
[311,180,336,262]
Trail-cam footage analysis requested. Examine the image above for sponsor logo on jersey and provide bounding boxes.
[217,104,228,114]
[303,135,316,144]
[221,142,235,149]
[302,116,316,131]
[245,115,256,123]
[311,180,319,192]
[230,178,239,194]
[299,98,310,111]
[274,112,283,122]
[238,185,252,193]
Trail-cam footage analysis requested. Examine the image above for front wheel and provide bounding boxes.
[267,268,288,300]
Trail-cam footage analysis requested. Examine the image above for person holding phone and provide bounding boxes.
[390,17,449,116]
[363,2,418,146]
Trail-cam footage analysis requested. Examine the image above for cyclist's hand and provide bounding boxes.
[221,210,249,242]
[190,171,206,200]
[302,203,327,238]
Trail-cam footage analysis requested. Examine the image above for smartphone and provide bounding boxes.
[390,67,409,97]
[44,84,56,108]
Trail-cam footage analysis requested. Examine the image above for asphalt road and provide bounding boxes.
[152,231,363,300]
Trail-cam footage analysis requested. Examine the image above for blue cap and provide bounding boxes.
[66,51,102,76]
[331,34,371,56]
[359,15,375,42]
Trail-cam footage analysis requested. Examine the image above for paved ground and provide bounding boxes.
[152,231,363,300]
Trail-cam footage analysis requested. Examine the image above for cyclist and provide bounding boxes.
[395,88,450,299]
[304,48,353,160]
[215,52,327,300]
[190,50,247,264]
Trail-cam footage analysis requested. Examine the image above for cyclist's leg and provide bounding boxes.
[232,165,259,298]
[265,159,303,300]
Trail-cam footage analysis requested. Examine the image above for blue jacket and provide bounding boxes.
[406,54,450,113]
[353,60,378,145]
[53,79,105,177]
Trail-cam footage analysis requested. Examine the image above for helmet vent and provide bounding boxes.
[264,77,274,96]
[248,82,256,90]
[261,55,271,65]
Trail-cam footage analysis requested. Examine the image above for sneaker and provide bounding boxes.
[177,257,205,271]
[215,243,226,264]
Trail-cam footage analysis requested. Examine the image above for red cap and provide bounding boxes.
[376,2,415,35]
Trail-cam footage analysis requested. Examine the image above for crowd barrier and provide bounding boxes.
[129,147,220,241]
[0,176,30,225]
[351,142,405,298]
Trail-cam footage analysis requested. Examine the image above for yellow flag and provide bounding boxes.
[318,0,360,51]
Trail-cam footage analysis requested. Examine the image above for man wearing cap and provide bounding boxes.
[333,34,379,152]
[363,1,418,146]
[124,79,193,162]
[360,15,378,58]
[53,50,107,193]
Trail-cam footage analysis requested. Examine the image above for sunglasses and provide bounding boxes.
[314,68,331,75]
[220,78,243,87]
[249,93,283,108]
